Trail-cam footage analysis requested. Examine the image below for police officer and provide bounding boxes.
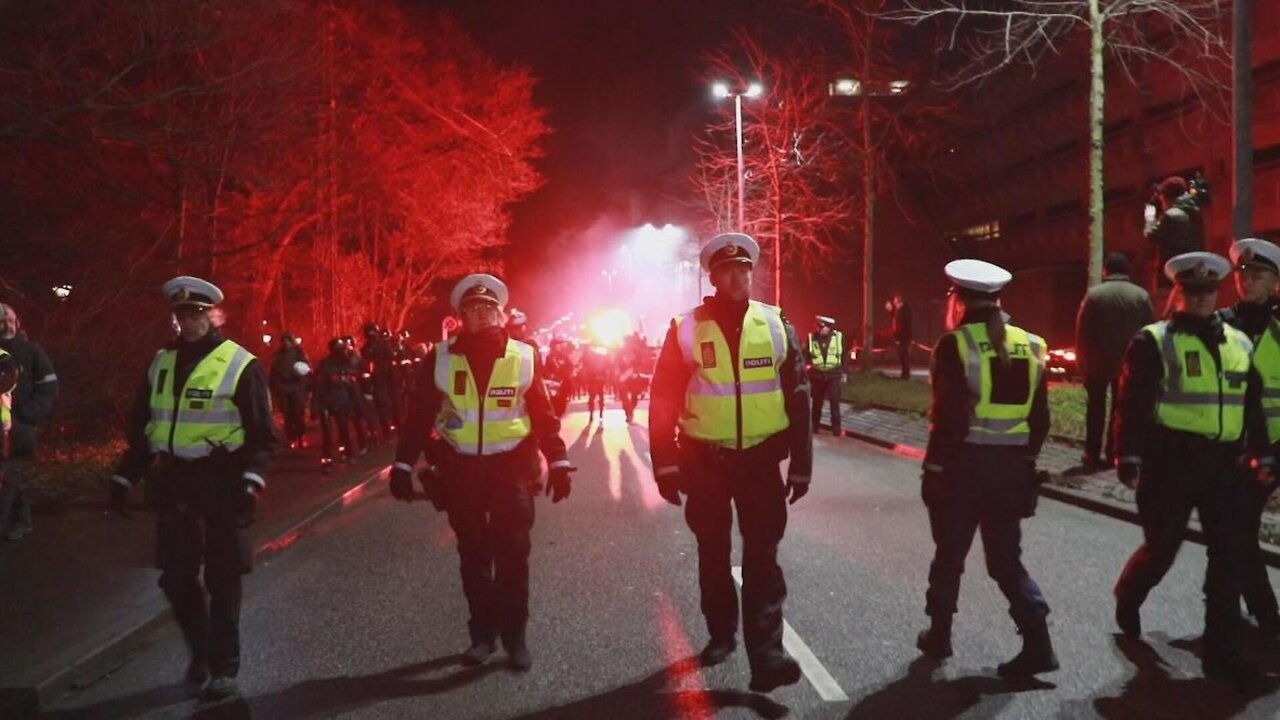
[649,232,812,693]
[0,303,58,542]
[109,276,279,702]
[1221,239,1280,645]
[916,259,1057,678]
[0,349,20,501]
[806,315,844,435]
[1113,252,1272,682]
[315,336,365,471]
[270,332,310,449]
[390,273,574,671]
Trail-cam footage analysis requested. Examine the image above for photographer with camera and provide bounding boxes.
[1145,175,1208,299]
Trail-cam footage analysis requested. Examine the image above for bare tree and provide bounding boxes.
[882,0,1231,286]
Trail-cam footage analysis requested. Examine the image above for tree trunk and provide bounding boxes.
[861,102,875,371]
[1087,0,1105,287]
[1234,0,1254,238]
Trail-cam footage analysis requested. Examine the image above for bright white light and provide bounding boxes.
[712,82,730,99]
[262,333,273,345]
[890,80,911,94]
[745,82,763,98]
[587,309,631,348]
[51,284,72,300]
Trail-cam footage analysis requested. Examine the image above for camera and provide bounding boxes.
[1187,172,1210,207]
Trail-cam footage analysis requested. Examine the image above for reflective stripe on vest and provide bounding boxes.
[809,331,843,372]
[433,338,534,456]
[675,300,790,449]
[0,349,11,433]
[953,322,1045,447]
[1146,321,1253,442]
[145,340,254,459]
[1246,319,1280,443]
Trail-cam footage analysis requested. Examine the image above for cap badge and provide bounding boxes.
[1191,261,1209,279]
[724,243,739,257]
[174,288,190,301]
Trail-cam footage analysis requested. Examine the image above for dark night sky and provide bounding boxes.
[426,0,775,318]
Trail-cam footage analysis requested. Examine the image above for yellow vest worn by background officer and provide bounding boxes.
[146,340,254,459]
[1237,319,1280,443]
[952,322,1045,446]
[434,337,535,456]
[1144,321,1253,442]
[809,331,844,373]
[676,300,790,450]
[0,348,14,434]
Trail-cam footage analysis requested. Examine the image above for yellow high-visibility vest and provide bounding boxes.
[809,331,844,372]
[951,322,1045,446]
[1145,321,1252,442]
[433,338,534,455]
[146,340,254,459]
[675,300,790,449]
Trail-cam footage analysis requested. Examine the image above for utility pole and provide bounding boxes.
[1234,0,1254,239]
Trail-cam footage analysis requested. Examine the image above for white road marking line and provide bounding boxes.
[732,566,849,702]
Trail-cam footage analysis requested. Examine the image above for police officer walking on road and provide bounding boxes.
[390,273,574,671]
[109,276,279,703]
[1220,238,1280,647]
[806,315,844,435]
[1112,251,1273,683]
[917,259,1058,678]
[649,232,812,693]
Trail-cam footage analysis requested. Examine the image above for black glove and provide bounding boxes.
[786,475,810,505]
[656,471,684,507]
[1117,462,1140,490]
[390,467,414,502]
[545,465,574,503]
[234,483,259,528]
[109,477,131,517]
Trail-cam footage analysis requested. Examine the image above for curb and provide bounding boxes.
[839,427,1280,569]
[28,463,389,711]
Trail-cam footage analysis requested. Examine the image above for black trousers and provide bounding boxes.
[923,445,1049,631]
[280,390,307,443]
[154,461,253,679]
[1083,377,1118,462]
[445,473,536,646]
[682,444,789,671]
[898,340,911,379]
[1114,440,1252,663]
[620,378,643,421]
[318,409,361,461]
[810,375,842,432]
[1242,482,1278,628]
[551,380,573,418]
[586,381,606,418]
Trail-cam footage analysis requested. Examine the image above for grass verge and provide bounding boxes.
[22,439,126,508]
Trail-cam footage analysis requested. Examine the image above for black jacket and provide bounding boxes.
[1113,312,1270,464]
[1145,194,1205,269]
[0,332,58,457]
[923,308,1050,472]
[270,345,311,394]
[115,330,279,485]
[314,352,359,415]
[394,328,568,478]
[648,295,812,478]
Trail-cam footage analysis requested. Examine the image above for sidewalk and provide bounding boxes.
[823,401,1280,558]
[0,440,393,713]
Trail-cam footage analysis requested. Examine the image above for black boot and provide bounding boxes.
[916,617,953,660]
[699,636,737,667]
[748,655,802,693]
[502,629,532,671]
[998,622,1059,678]
[1115,591,1141,637]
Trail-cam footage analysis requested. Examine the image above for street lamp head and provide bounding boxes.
[745,82,763,99]
[830,78,861,97]
[889,80,910,94]
[712,82,730,99]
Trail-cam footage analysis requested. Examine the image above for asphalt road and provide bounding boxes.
[44,404,1280,719]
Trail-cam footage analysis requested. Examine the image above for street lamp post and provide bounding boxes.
[713,81,773,302]
[829,77,910,371]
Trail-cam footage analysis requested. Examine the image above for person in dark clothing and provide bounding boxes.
[269,332,311,449]
[1112,252,1272,684]
[1145,176,1207,293]
[582,346,609,423]
[391,273,573,672]
[544,340,576,418]
[805,315,844,435]
[360,323,397,435]
[616,333,650,424]
[917,259,1057,678]
[109,276,279,703]
[891,295,914,379]
[0,303,58,542]
[1074,253,1154,468]
[650,232,812,694]
[1220,238,1280,646]
[314,338,366,471]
